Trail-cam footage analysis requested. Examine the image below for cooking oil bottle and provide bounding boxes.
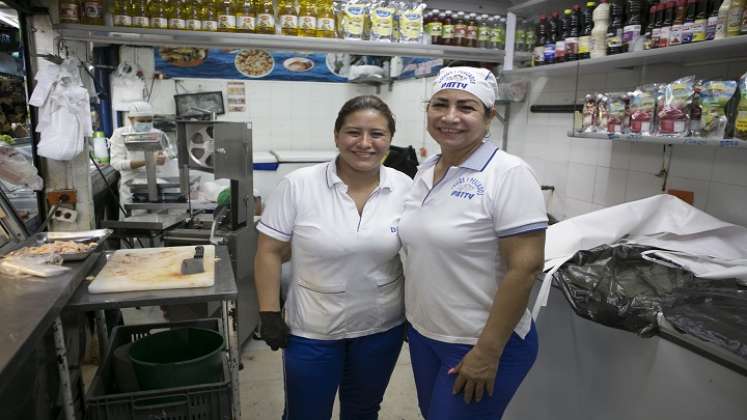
[316,0,335,37]
[218,0,238,32]
[298,0,317,37]
[237,0,257,33]
[201,0,220,31]
[167,0,187,29]
[256,0,276,34]
[82,0,105,25]
[132,0,150,28]
[278,0,299,36]
[149,0,169,28]
[112,0,132,26]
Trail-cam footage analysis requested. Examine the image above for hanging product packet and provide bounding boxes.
[396,1,426,43]
[342,0,370,40]
[736,72,747,141]
[657,75,695,137]
[581,94,597,133]
[629,84,659,136]
[695,80,737,139]
[369,0,396,42]
[607,92,628,134]
[596,94,609,133]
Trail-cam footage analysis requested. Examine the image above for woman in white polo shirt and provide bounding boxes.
[254,95,412,420]
[398,67,547,420]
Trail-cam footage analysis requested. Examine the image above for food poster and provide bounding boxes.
[156,48,348,82]
[226,81,246,112]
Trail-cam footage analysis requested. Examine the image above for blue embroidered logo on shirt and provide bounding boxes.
[390,226,398,233]
[450,177,485,200]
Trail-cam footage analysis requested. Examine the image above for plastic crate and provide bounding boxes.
[85,318,232,420]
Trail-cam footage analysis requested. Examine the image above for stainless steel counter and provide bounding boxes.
[0,254,98,395]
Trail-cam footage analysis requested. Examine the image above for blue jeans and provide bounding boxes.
[282,324,404,420]
[407,323,538,420]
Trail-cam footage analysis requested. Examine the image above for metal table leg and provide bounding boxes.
[223,300,241,419]
[95,310,109,363]
[53,317,77,420]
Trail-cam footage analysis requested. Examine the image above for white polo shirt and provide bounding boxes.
[258,159,413,340]
[399,141,547,345]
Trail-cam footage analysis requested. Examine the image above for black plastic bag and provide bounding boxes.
[383,145,419,179]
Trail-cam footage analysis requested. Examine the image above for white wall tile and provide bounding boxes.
[706,183,747,227]
[569,138,599,165]
[711,148,747,187]
[625,170,665,202]
[666,176,710,210]
[564,197,598,219]
[593,167,627,206]
[628,143,664,174]
[669,145,716,181]
[566,163,597,202]
[597,141,631,169]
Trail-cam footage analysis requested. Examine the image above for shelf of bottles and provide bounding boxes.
[55,1,533,64]
[506,0,747,76]
[568,130,747,147]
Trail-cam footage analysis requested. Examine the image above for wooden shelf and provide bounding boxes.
[506,35,747,76]
[55,24,533,63]
[568,131,747,148]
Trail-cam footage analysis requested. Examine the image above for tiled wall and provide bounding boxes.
[506,59,747,227]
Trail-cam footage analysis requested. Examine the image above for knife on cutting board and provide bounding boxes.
[181,245,205,275]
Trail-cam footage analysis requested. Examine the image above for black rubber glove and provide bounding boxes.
[259,311,289,351]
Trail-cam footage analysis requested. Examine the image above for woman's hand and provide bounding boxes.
[259,311,290,351]
[449,345,501,404]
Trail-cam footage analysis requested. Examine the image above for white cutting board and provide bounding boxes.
[88,245,215,294]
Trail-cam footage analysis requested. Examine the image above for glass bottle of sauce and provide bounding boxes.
[682,0,697,43]
[429,10,444,44]
[567,6,581,60]
[441,10,455,45]
[316,0,336,38]
[237,0,257,33]
[670,0,687,45]
[278,0,299,36]
[579,2,595,58]
[706,0,722,39]
[691,0,709,40]
[556,11,567,62]
[256,0,276,34]
[113,0,132,27]
[478,13,491,48]
[454,11,467,46]
[465,13,478,47]
[658,1,674,48]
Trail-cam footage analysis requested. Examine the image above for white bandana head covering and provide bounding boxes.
[127,101,154,118]
[431,67,498,108]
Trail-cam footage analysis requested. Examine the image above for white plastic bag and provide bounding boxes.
[0,144,43,190]
[111,62,146,111]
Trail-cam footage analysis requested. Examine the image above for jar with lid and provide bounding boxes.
[465,12,478,47]
[441,10,455,45]
[477,14,491,48]
[60,0,81,24]
[453,11,467,46]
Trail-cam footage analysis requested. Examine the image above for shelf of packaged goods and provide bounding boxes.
[568,131,747,148]
[55,24,533,63]
[506,35,747,77]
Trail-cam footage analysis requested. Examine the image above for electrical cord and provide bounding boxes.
[88,153,144,248]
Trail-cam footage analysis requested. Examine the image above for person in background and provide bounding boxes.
[398,67,547,420]
[109,101,173,212]
[254,95,412,420]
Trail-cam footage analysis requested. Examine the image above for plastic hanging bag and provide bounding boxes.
[341,0,370,40]
[369,0,396,42]
[0,144,43,190]
[581,94,596,133]
[595,94,608,133]
[111,62,146,111]
[735,72,747,141]
[629,84,658,136]
[695,80,737,139]
[606,92,628,134]
[396,1,426,43]
[657,75,695,137]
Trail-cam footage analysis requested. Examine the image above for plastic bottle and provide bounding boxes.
[670,0,687,45]
[441,10,454,45]
[579,1,595,58]
[591,0,610,58]
[216,0,237,32]
[556,11,568,62]
[651,2,663,47]
[278,0,298,36]
[316,0,335,38]
[544,14,557,64]
[186,0,202,30]
[682,0,697,42]
[296,0,316,37]
[454,11,467,46]
[82,0,105,25]
[165,0,185,29]
[466,13,478,47]
[658,1,673,47]
[706,0,722,38]
[200,0,219,31]
[607,0,624,54]
[256,0,275,34]
[478,14,491,48]
[644,3,656,48]
[59,0,81,24]
[715,0,731,38]
[237,0,256,33]
[623,0,642,52]
[149,0,168,29]
[691,0,708,40]
[92,132,110,165]
[567,7,581,61]
[726,0,744,36]
[113,0,132,27]
[535,16,547,65]
[132,0,149,27]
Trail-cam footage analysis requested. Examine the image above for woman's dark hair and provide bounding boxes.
[334,95,396,136]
